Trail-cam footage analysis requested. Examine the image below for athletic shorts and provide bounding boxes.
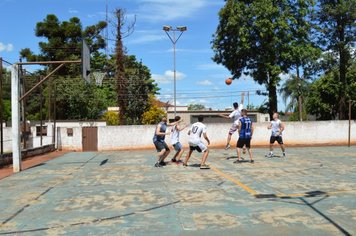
[237,138,251,148]
[173,142,183,152]
[189,142,208,153]
[270,136,283,144]
[154,141,170,152]
[229,123,238,135]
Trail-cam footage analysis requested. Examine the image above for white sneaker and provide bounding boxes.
[225,144,231,150]
[265,153,274,158]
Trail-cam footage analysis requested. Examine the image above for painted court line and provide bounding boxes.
[206,161,354,199]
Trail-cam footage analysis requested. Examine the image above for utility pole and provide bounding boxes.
[348,100,353,147]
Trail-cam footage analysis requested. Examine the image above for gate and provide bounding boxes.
[82,127,98,151]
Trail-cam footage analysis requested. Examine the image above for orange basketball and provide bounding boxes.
[225,78,232,85]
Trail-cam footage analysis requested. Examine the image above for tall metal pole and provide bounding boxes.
[173,31,177,116]
[0,58,3,156]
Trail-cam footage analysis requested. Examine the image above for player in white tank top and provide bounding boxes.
[266,113,286,157]
[170,116,188,163]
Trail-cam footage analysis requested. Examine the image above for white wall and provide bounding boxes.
[57,120,356,151]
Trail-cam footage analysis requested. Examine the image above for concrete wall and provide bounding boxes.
[57,120,356,151]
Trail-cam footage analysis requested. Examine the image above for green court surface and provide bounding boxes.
[0,146,355,235]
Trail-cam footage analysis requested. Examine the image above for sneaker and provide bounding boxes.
[171,158,177,162]
[225,144,231,150]
[183,163,188,167]
[265,153,274,158]
[200,164,210,169]
[250,160,254,164]
[159,161,167,166]
[154,163,162,167]
[282,152,286,157]
[233,159,242,163]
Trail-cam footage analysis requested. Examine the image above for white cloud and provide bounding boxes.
[197,80,213,86]
[152,70,186,84]
[134,0,213,22]
[0,42,13,52]
[68,9,79,14]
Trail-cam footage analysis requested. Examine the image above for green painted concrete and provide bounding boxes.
[0,146,355,235]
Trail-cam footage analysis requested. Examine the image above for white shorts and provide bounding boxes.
[229,123,238,135]
[188,141,207,153]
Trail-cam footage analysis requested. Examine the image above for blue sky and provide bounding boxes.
[0,0,287,111]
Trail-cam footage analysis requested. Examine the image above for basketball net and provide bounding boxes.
[92,71,106,86]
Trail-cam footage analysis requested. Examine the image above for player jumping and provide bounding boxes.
[234,109,254,163]
[266,112,286,157]
[183,115,211,169]
[219,93,245,150]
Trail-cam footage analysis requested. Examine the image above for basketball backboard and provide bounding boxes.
[82,40,91,83]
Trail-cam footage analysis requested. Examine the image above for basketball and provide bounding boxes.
[225,78,232,85]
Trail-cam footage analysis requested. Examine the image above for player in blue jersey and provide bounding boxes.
[234,109,254,163]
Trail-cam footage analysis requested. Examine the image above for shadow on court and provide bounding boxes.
[0,146,355,235]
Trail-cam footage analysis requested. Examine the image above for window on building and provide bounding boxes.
[36,126,47,136]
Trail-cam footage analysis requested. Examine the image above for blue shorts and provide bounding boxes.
[173,142,183,152]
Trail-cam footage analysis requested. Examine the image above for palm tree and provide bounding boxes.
[279,75,310,113]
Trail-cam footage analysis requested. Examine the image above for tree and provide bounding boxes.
[316,0,356,119]
[279,76,310,112]
[306,61,356,120]
[188,104,206,111]
[142,97,166,125]
[212,0,319,119]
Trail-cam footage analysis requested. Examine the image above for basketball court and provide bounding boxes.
[0,146,355,235]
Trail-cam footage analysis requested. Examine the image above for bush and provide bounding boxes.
[102,111,120,126]
[142,105,165,125]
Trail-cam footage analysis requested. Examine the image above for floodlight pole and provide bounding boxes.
[163,26,187,116]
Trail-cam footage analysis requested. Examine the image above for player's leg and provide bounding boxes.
[246,138,254,163]
[197,143,210,169]
[154,141,165,167]
[277,137,286,156]
[234,138,244,163]
[225,125,237,149]
[172,142,184,162]
[159,142,170,165]
[183,148,194,166]
[266,136,275,157]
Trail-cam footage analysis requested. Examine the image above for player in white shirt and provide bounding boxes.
[170,116,188,163]
[266,113,286,157]
[219,92,245,150]
[183,115,211,169]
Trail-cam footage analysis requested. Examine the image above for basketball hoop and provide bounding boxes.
[92,71,106,86]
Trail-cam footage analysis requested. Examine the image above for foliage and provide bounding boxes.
[142,97,165,125]
[306,61,356,120]
[279,76,310,112]
[188,104,206,111]
[102,111,120,126]
[212,0,320,119]
[315,0,356,119]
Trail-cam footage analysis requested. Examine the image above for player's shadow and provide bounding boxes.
[188,164,201,168]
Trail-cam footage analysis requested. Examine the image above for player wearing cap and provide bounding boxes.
[266,113,286,158]
[183,115,211,169]
[219,92,245,150]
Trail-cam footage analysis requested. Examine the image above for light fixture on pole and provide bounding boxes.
[163,25,187,116]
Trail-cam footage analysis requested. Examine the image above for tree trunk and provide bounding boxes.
[115,9,127,125]
[296,65,303,121]
[338,24,347,120]
[267,72,278,120]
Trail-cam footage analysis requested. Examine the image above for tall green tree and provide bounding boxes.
[213,0,311,119]
[280,76,310,112]
[316,0,356,119]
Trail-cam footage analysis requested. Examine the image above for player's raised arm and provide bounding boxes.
[219,113,230,119]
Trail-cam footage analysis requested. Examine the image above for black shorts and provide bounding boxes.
[270,136,283,144]
[237,138,251,149]
[154,141,170,152]
[190,146,203,153]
